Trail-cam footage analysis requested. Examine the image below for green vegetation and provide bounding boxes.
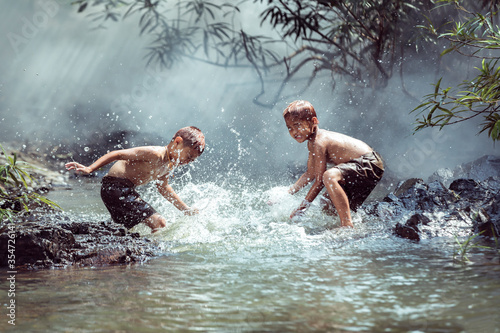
[453,231,486,263]
[453,230,498,263]
[0,144,60,223]
[413,0,500,141]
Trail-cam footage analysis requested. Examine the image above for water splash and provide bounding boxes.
[126,173,402,260]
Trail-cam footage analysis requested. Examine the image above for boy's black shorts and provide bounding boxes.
[100,176,157,229]
[327,151,384,211]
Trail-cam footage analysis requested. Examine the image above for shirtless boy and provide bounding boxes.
[283,100,384,227]
[65,126,205,232]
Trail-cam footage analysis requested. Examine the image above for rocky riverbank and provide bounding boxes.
[385,155,500,242]
[0,212,161,269]
[381,178,499,242]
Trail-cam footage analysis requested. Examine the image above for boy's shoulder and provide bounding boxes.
[315,128,342,143]
[310,128,357,152]
[318,128,338,136]
[318,128,359,142]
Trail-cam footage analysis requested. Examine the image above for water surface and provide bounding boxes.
[2,179,500,332]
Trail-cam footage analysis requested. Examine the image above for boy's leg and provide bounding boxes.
[323,168,354,228]
[143,213,168,233]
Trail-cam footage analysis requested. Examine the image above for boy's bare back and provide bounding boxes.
[308,129,372,166]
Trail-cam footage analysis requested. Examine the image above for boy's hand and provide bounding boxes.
[290,200,311,220]
[65,162,92,175]
[290,207,306,219]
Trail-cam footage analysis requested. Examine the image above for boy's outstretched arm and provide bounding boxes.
[65,150,125,175]
[65,147,163,175]
[156,176,199,216]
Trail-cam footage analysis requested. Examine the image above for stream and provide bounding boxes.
[1,177,500,332]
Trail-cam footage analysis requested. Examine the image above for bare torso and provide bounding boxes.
[308,129,372,165]
[106,146,173,186]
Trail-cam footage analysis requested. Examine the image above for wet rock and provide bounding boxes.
[393,178,424,197]
[392,180,456,213]
[0,212,160,269]
[429,155,500,186]
[476,193,500,237]
[385,177,500,242]
[394,222,420,242]
[428,168,455,187]
[383,192,399,203]
[406,213,431,228]
[369,155,500,242]
[394,213,431,242]
[449,179,480,198]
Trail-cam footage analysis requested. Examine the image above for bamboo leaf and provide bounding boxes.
[434,78,442,95]
[440,47,455,56]
[491,119,500,140]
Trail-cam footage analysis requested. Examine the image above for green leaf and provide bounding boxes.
[440,47,455,56]
[490,119,500,140]
[434,78,442,95]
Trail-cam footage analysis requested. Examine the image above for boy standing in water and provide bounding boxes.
[283,100,384,227]
[65,126,205,233]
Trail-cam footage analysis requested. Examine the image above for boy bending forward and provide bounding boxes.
[65,126,205,232]
[283,101,384,227]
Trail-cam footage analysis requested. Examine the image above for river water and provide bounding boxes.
[2,177,500,332]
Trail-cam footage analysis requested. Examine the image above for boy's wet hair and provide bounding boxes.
[172,126,205,154]
[283,100,317,121]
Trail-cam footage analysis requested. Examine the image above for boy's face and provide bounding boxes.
[173,144,202,166]
[285,117,315,143]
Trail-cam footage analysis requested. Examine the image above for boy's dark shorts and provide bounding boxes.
[100,176,157,229]
[324,151,384,211]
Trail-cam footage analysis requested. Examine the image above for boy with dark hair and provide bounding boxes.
[65,126,205,232]
[283,100,384,228]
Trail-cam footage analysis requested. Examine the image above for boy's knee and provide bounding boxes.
[153,214,167,228]
[323,168,342,185]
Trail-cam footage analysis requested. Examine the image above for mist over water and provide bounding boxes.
[0,0,497,181]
